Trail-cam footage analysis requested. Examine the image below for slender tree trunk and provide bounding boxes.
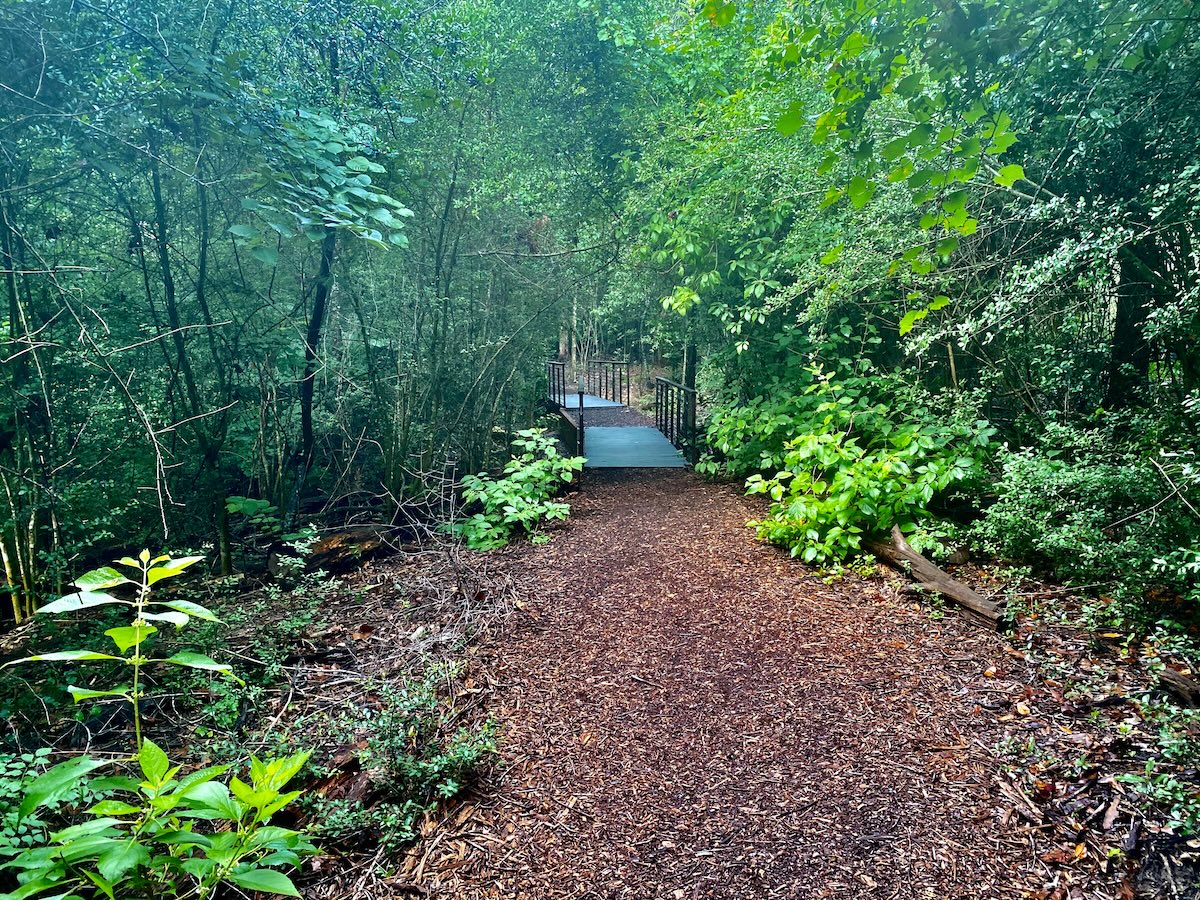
[149,143,205,424]
[1104,243,1156,410]
[300,227,338,469]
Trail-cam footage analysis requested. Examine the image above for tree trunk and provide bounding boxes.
[300,227,338,470]
[1104,244,1156,409]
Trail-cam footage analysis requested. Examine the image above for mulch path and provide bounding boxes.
[560,406,656,429]
[393,470,1039,898]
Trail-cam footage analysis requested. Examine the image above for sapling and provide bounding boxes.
[4,550,240,750]
[453,429,585,549]
[0,552,316,899]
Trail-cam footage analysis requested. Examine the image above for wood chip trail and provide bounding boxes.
[404,470,1033,899]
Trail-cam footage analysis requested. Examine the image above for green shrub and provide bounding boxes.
[711,370,995,564]
[0,749,53,858]
[973,426,1200,611]
[697,390,822,479]
[453,429,584,550]
[0,552,317,899]
[3,741,315,899]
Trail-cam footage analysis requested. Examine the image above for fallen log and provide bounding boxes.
[1158,668,1200,707]
[865,525,1003,628]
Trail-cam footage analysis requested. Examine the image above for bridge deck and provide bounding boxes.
[582,426,685,469]
[557,393,624,410]
[551,391,687,469]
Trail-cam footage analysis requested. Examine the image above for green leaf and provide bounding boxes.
[155,829,214,848]
[89,775,142,793]
[175,764,231,795]
[228,224,257,239]
[75,567,132,591]
[162,652,241,682]
[146,556,205,585]
[151,598,220,622]
[88,799,143,816]
[251,245,280,266]
[180,781,242,819]
[4,878,73,900]
[936,236,959,257]
[69,685,132,703]
[84,867,117,900]
[847,176,874,208]
[138,739,171,785]
[19,755,108,818]
[228,868,300,897]
[993,164,1025,187]
[50,816,123,842]
[139,610,189,628]
[927,294,951,311]
[105,623,157,653]
[841,30,866,56]
[898,308,928,335]
[987,131,1018,155]
[880,135,909,161]
[776,100,804,137]
[97,839,150,882]
[819,244,844,266]
[894,72,923,97]
[703,0,736,26]
[7,649,123,666]
[38,591,129,615]
[181,856,218,880]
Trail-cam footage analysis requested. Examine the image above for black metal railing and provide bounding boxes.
[586,359,629,405]
[556,407,583,457]
[654,376,697,462]
[547,360,567,407]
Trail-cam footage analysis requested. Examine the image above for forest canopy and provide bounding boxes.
[1,0,1197,629]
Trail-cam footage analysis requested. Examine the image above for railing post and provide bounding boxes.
[672,387,679,445]
[577,372,585,456]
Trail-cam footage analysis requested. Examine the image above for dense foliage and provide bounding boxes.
[597,0,1200,632]
[6,0,1200,884]
[737,371,994,563]
[0,0,628,613]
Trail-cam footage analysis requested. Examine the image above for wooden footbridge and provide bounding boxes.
[547,360,697,469]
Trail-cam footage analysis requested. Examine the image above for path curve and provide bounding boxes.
[413,471,1033,898]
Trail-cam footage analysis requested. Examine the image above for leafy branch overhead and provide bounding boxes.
[236,111,414,257]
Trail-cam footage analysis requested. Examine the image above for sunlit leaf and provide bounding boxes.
[39,591,130,615]
[75,567,132,591]
[993,163,1025,187]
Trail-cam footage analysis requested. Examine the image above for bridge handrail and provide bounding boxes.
[654,376,695,395]
[547,360,567,407]
[654,376,698,463]
[586,359,629,405]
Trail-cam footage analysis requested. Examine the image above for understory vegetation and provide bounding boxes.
[4,0,1200,892]
[453,429,585,550]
